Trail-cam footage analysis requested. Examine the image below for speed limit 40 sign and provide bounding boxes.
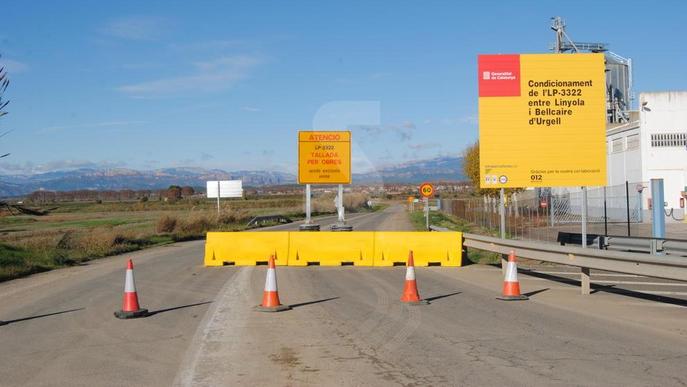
[419,182,434,198]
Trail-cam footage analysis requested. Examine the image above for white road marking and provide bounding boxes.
[173,267,253,387]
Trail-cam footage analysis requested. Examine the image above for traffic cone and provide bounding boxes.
[497,251,529,301]
[114,259,149,319]
[255,255,291,312]
[401,251,429,305]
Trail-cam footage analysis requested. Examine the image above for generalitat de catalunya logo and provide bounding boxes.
[478,54,521,97]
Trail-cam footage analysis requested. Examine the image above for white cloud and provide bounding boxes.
[100,16,172,41]
[355,121,415,142]
[440,115,478,125]
[400,121,415,129]
[0,58,28,74]
[408,142,442,150]
[36,120,147,134]
[0,160,127,175]
[168,39,248,53]
[241,106,260,112]
[117,55,262,97]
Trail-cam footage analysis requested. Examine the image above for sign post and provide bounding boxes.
[305,184,312,224]
[499,188,507,275]
[206,180,243,215]
[298,131,352,231]
[419,182,434,231]
[336,184,346,226]
[478,53,606,294]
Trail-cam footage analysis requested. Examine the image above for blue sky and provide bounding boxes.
[1,1,686,175]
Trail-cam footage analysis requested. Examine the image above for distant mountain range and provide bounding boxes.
[0,156,465,197]
[354,156,464,184]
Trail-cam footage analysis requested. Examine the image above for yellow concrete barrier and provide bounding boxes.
[288,232,375,266]
[204,231,289,266]
[203,231,462,267]
[373,231,462,267]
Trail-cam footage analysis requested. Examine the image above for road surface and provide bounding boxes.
[0,204,686,386]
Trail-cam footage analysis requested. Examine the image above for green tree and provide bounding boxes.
[463,141,481,193]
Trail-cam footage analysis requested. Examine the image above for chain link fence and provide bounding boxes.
[440,182,651,244]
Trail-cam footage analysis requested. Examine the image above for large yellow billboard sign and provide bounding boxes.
[298,131,351,184]
[478,53,606,188]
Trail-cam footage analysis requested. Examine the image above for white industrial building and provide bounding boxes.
[606,91,687,220]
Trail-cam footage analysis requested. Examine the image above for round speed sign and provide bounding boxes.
[419,182,434,198]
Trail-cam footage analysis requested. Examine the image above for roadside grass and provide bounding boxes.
[0,193,379,282]
[409,209,501,265]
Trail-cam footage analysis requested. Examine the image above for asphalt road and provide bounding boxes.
[259,204,414,231]
[1,204,686,386]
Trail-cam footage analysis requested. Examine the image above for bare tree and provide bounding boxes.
[0,55,9,159]
[0,56,38,214]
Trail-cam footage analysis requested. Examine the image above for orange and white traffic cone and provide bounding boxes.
[497,250,529,301]
[114,259,149,319]
[400,251,429,305]
[255,255,291,312]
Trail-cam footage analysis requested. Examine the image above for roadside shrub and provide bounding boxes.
[216,210,238,225]
[57,230,78,250]
[156,215,178,233]
[77,228,130,257]
[343,193,368,210]
[177,215,213,235]
[213,208,251,225]
[312,196,336,213]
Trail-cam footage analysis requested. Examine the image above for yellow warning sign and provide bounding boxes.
[298,131,351,184]
[478,53,607,188]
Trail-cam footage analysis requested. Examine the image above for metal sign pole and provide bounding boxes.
[305,184,311,224]
[217,181,220,215]
[299,183,320,231]
[581,186,588,247]
[331,183,352,231]
[550,191,555,227]
[581,186,590,294]
[499,188,506,239]
[603,186,608,236]
[338,184,344,223]
[499,188,507,275]
[424,197,429,230]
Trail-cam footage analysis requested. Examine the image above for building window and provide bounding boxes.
[626,134,640,150]
[612,137,624,153]
[650,132,687,147]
